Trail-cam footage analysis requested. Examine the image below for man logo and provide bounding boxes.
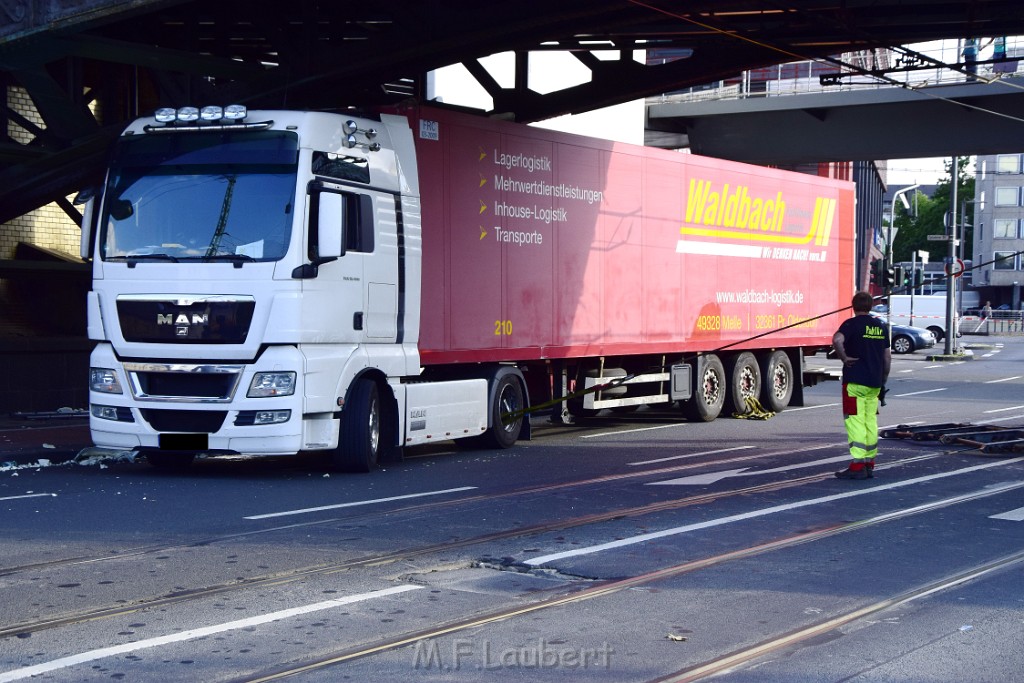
[157,312,209,326]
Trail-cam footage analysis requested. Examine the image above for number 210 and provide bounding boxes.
[494,320,513,336]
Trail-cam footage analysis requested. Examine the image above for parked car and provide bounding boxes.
[872,316,936,354]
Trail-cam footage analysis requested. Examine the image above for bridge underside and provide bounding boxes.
[2,1,1024,222]
[647,76,1024,164]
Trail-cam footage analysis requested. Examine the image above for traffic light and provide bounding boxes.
[882,265,894,288]
[893,265,905,290]
[870,259,881,287]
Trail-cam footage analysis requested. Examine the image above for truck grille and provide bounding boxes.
[116,295,255,344]
[124,363,244,402]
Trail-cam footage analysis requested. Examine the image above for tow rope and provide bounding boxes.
[732,396,775,420]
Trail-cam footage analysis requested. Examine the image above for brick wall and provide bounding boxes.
[2,86,91,413]
[2,86,82,260]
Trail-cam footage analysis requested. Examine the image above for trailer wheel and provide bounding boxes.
[725,352,762,415]
[332,378,381,473]
[682,354,726,422]
[759,350,794,413]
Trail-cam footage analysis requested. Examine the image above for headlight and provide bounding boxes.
[90,368,123,394]
[248,372,296,397]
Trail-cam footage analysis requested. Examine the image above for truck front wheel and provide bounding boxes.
[682,354,725,422]
[332,379,381,473]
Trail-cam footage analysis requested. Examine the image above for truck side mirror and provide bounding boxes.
[74,187,98,260]
[315,191,345,260]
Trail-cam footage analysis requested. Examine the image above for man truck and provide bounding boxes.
[80,104,855,471]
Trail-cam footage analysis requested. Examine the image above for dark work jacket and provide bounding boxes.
[837,314,890,388]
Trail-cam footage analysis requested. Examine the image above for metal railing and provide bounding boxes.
[649,38,1024,106]
[961,311,1024,335]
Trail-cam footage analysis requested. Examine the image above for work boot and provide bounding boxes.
[865,460,875,478]
[835,464,868,480]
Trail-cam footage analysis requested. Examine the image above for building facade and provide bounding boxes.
[974,153,1024,309]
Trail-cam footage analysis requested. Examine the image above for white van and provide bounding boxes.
[887,295,958,341]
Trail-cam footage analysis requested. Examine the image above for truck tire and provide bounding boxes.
[759,350,794,413]
[927,326,944,342]
[682,354,725,422]
[725,352,762,415]
[484,374,525,449]
[457,373,525,449]
[332,378,381,473]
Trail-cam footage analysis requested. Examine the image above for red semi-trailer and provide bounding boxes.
[82,103,854,471]
[407,105,853,420]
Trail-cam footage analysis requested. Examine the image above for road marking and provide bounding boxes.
[894,388,947,397]
[580,423,685,439]
[628,446,754,467]
[979,414,1024,425]
[983,405,1024,414]
[0,493,56,502]
[787,402,839,411]
[985,376,1022,384]
[990,506,1024,522]
[523,458,1024,566]
[648,454,852,486]
[0,585,422,683]
[244,487,477,520]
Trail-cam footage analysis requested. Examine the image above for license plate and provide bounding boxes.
[159,433,209,450]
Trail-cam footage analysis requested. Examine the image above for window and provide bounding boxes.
[993,219,1018,238]
[343,193,375,253]
[312,151,370,184]
[993,251,1017,270]
[996,154,1021,174]
[994,186,1020,206]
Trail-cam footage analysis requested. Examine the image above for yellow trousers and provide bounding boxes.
[842,382,879,462]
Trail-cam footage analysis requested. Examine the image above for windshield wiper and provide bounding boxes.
[108,253,180,267]
[204,253,256,268]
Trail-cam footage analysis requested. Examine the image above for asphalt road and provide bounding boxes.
[2,338,1023,682]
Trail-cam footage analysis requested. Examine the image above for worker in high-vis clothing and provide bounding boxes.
[832,291,891,480]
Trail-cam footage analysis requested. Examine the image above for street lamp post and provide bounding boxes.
[887,182,920,286]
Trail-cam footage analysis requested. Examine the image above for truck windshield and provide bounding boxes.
[100,130,299,262]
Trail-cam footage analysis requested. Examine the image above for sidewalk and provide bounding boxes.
[0,414,92,467]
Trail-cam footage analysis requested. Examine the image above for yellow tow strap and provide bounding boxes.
[733,396,776,420]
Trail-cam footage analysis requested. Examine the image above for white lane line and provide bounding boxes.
[894,388,947,397]
[523,458,1024,566]
[649,454,852,486]
[628,446,754,467]
[580,423,686,439]
[985,376,1022,384]
[244,487,477,520]
[980,414,1024,424]
[0,493,56,502]
[983,405,1024,414]
[0,585,422,683]
[991,506,1024,521]
[787,402,840,411]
